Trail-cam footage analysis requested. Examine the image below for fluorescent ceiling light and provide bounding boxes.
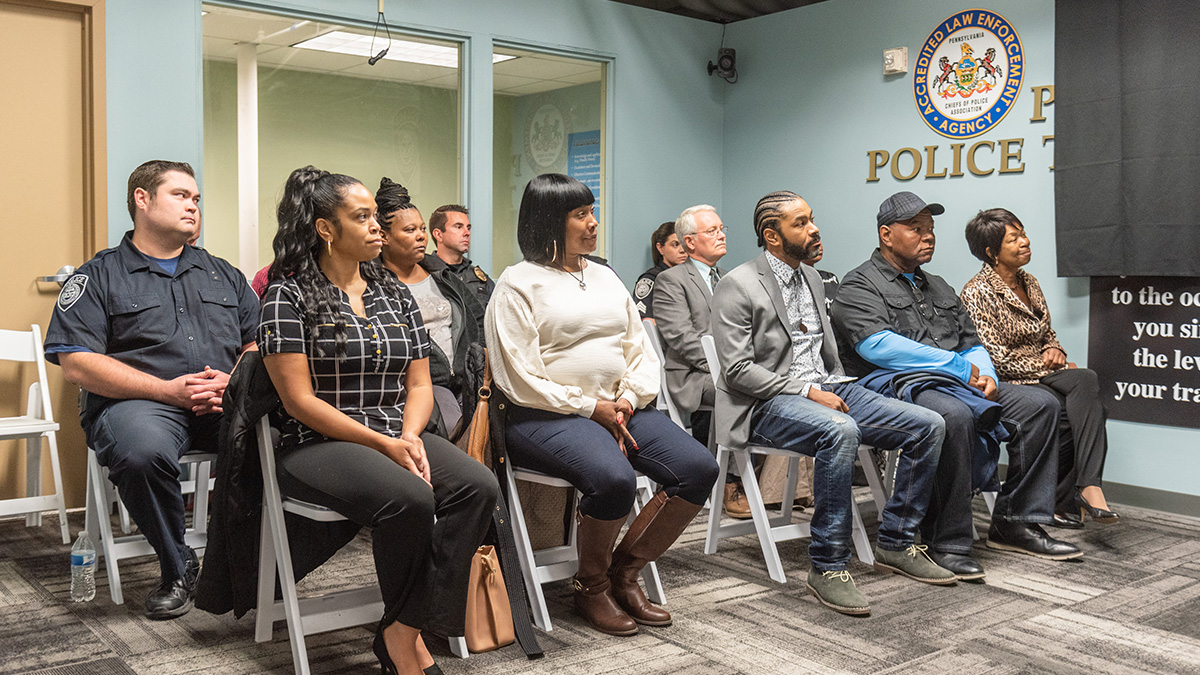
[293,30,515,68]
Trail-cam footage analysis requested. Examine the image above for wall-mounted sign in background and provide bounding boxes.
[567,130,602,218]
[525,103,566,171]
[1089,277,1200,429]
[868,8,1047,183]
[914,9,1023,139]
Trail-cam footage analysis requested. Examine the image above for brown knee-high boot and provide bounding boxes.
[573,512,638,636]
[608,491,703,626]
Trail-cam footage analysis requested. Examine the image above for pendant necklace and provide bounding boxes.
[566,263,586,290]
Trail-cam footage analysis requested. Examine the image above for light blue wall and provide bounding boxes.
[105,0,725,284]
[105,0,205,246]
[722,0,1199,497]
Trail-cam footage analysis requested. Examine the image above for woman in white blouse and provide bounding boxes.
[485,174,718,637]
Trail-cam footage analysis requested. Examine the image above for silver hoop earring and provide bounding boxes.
[552,240,558,261]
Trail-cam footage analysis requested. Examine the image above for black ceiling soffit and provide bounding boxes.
[610,0,829,24]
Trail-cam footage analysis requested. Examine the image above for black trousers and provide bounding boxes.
[1035,368,1108,511]
[914,383,1060,554]
[88,400,221,581]
[277,432,500,635]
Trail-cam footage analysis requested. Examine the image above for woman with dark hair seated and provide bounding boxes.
[258,166,500,675]
[485,173,719,636]
[375,178,486,434]
[634,221,689,319]
[960,208,1118,528]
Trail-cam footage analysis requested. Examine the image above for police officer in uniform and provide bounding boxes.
[44,160,259,619]
[429,203,495,306]
[634,221,688,319]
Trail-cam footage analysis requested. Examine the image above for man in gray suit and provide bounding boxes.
[652,205,750,516]
[712,191,952,616]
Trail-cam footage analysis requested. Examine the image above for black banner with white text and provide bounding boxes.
[1089,277,1200,429]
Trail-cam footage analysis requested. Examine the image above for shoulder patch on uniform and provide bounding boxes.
[473,266,488,282]
[57,274,88,311]
[634,277,654,299]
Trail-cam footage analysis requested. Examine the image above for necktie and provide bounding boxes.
[709,267,720,289]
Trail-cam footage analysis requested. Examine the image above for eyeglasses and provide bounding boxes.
[699,225,728,237]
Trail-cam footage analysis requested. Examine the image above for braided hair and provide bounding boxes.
[269,165,405,358]
[375,177,417,229]
[753,190,803,248]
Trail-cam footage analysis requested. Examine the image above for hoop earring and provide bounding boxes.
[325,239,332,256]
[552,240,558,262]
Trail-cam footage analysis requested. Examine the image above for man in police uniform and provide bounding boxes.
[430,203,495,305]
[44,160,259,619]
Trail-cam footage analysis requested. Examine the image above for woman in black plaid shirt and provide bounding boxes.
[258,166,499,675]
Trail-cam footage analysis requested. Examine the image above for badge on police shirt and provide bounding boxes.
[57,274,88,311]
[473,266,488,282]
[634,277,654,300]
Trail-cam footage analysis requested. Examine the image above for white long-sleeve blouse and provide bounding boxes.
[484,260,660,418]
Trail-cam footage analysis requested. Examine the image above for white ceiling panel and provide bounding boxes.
[339,60,458,84]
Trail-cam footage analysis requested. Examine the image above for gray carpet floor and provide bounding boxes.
[2,496,1199,674]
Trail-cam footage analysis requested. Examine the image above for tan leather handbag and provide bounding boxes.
[455,353,492,466]
[457,351,515,652]
[464,544,515,652]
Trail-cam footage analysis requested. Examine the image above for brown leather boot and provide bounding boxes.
[573,512,638,636]
[608,491,703,626]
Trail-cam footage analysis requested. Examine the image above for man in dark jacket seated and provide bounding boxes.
[831,191,1081,582]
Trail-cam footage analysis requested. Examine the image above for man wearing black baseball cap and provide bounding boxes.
[830,191,1080,581]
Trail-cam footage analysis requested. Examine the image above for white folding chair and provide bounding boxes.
[503,459,665,632]
[0,325,69,544]
[84,447,216,604]
[641,319,688,429]
[253,416,470,673]
[699,335,875,583]
[253,416,469,671]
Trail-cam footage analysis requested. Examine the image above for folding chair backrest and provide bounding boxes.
[0,325,54,423]
[642,319,686,427]
[700,334,721,389]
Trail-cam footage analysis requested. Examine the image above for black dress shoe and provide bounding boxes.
[1049,512,1084,530]
[986,522,1083,560]
[927,550,986,581]
[145,577,194,619]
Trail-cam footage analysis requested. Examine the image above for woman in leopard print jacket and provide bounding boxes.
[961,208,1118,529]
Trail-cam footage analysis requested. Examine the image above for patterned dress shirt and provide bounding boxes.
[766,253,853,392]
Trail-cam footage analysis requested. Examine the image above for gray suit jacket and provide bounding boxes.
[712,253,847,448]
[652,261,726,416]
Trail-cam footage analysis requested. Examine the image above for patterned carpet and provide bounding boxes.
[2,496,1199,675]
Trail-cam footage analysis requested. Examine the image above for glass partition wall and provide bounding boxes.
[202,4,462,271]
[492,48,605,273]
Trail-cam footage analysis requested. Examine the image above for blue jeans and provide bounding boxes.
[750,382,944,572]
[506,405,720,521]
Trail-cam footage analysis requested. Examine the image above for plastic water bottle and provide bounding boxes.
[70,531,96,602]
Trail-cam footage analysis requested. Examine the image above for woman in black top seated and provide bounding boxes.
[634,220,688,319]
[259,166,499,675]
[375,178,486,435]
